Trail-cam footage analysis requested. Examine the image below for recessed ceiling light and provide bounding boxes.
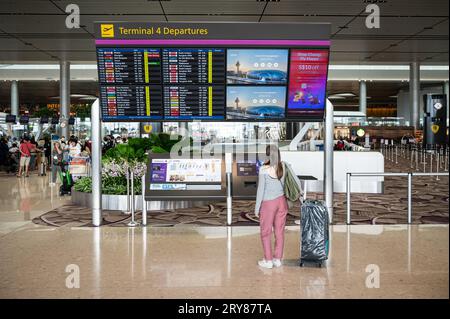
[328,95,346,100]
[335,92,356,97]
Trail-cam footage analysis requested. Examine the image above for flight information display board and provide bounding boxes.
[95,22,331,122]
[97,47,226,121]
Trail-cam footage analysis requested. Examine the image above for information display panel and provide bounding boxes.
[100,85,163,120]
[287,49,329,118]
[145,153,227,201]
[164,85,225,120]
[97,48,161,84]
[162,48,225,84]
[226,86,286,120]
[95,22,331,122]
[226,49,288,85]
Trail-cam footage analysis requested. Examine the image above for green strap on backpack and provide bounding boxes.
[283,163,301,202]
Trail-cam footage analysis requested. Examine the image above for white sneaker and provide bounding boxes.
[273,259,282,267]
[258,259,273,269]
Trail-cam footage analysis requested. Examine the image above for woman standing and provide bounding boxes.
[255,144,301,269]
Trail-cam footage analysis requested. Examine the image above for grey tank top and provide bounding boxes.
[261,173,284,201]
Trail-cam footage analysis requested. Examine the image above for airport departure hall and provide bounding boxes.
[0,0,448,301]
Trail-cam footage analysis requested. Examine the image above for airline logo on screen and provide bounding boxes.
[101,24,115,38]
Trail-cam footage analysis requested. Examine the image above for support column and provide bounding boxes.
[359,80,367,115]
[91,99,102,227]
[444,81,449,126]
[409,62,421,130]
[324,99,334,223]
[59,61,70,139]
[10,80,19,117]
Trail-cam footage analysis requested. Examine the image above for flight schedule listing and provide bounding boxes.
[164,85,225,120]
[100,85,163,120]
[97,48,161,84]
[162,48,225,84]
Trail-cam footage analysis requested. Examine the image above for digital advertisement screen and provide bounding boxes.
[226,86,286,120]
[151,158,222,183]
[227,49,288,85]
[236,160,263,176]
[287,49,329,118]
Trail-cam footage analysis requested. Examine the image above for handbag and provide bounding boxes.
[282,162,302,203]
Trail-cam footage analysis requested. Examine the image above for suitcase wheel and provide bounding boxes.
[299,262,304,267]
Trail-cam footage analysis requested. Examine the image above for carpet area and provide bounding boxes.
[32,155,448,227]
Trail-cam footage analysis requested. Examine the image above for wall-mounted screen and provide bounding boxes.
[226,49,288,85]
[5,115,16,123]
[150,158,222,183]
[287,49,329,118]
[19,116,29,124]
[236,160,263,176]
[97,48,329,122]
[226,86,286,120]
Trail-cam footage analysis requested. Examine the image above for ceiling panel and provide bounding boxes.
[336,17,447,37]
[162,0,263,15]
[57,0,162,14]
[260,15,343,34]
[0,0,61,13]
[0,51,56,63]
[263,0,365,15]
[0,0,447,64]
[376,0,449,16]
[0,15,86,34]
[0,39,34,51]
[168,15,259,22]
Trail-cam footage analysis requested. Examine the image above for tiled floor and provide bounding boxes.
[0,172,448,299]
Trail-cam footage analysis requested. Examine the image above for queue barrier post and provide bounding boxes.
[407,172,412,224]
[345,172,448,225]
[141,174,147,226]
[127,170,138,227]
[346,173,351,225]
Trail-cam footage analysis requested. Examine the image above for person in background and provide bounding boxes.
[0,138,9,170]
[44,137,51,168]
[60,136,67,150]
[51,141,63,185]
[17,137,32,177]
[68,138,81,160]
[9,142,19,154]
[28,136,38,171]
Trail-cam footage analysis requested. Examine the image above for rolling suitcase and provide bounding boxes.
[299,199,329,268]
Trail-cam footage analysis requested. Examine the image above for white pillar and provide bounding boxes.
[91,99,102,226]
[359,80,367,116]
[10,80,19,116]
[409,62,420,130]
[324,99,334,223]
[60,61,70,139]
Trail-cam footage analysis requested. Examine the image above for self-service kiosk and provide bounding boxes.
[231,153,263,200]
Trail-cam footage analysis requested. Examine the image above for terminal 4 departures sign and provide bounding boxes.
[94,22,331,122]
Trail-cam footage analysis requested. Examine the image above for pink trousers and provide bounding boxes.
[259,195,288,261]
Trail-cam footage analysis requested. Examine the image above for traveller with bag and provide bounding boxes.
[255,144,303,269]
